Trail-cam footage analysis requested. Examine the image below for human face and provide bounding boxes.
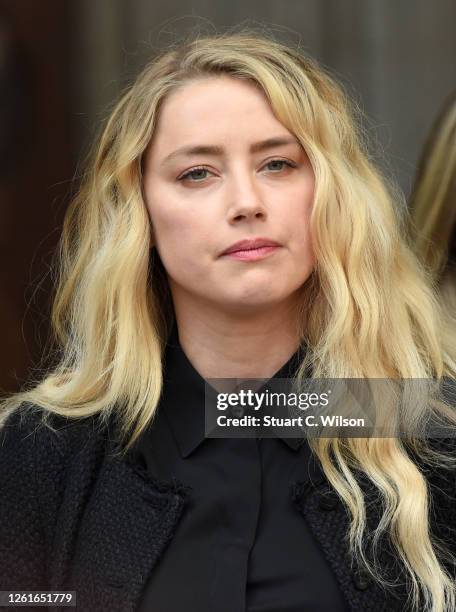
[142,75,315,315]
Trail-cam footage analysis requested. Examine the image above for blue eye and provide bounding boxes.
[177,158,296,183]
[265,159,295,172]
[178,166,212,182]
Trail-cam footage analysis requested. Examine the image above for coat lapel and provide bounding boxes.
[290,455,409,612]
[50,431,190,612]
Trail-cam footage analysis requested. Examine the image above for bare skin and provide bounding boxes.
[143,75,315,380]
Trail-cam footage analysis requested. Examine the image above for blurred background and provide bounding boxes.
[1,0,455,392]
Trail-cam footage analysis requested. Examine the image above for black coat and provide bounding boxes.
[1,404,455,612]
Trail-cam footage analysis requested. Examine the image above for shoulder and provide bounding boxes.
[441,376,456,403]
[0,402,110,472]
[0,403,112,590]
[411,434,456,568]
[425,437,456,499]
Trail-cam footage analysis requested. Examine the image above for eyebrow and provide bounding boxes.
[160,136,301,166]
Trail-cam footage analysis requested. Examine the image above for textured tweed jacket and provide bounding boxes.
[1,403,455,612]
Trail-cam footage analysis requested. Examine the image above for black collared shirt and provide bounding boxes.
[131,329,348,612]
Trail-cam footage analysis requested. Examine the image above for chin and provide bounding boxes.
[220,288,290,311]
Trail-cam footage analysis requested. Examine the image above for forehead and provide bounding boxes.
[149,76,291,150]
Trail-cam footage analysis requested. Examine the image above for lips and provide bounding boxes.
[221,237,281,256]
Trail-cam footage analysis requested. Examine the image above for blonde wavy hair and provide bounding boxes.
[409,91,456,334]
[2,27,456,612]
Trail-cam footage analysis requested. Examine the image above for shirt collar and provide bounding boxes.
[162,324,310,458]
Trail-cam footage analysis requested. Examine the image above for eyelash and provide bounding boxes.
[177,158,297,183]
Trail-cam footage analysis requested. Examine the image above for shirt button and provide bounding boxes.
[352,567,372,591]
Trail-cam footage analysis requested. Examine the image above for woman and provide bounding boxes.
[1,29,456,612]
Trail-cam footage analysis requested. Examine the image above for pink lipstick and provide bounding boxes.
[220,237,281,261]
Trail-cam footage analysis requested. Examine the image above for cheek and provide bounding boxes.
[284,178,314,245]
[300,171,315,211]
[146,197,214,274]
[146,187,190,245]
[281,165,314,211]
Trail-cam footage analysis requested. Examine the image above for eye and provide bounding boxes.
[177,166,214,183]
[176,158,297,184]
[263,159,296,173]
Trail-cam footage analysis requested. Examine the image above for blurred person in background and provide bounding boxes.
[409,91,456,333]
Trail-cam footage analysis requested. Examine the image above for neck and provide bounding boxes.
[171,293,304,380]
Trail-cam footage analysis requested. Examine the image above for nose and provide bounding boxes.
[227,171,267,224]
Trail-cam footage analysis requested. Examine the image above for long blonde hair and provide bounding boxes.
[2,27,456,612]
